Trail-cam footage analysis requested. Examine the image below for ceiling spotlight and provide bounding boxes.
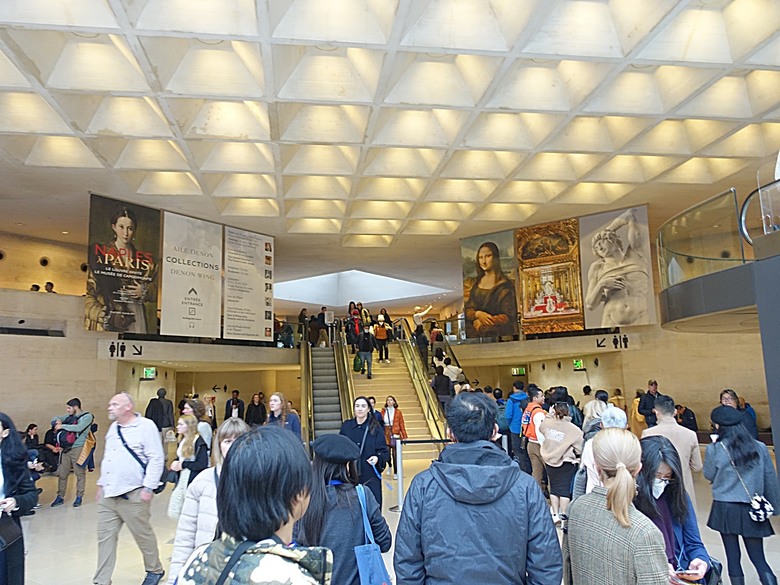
[196,38,225,45]
[61,230,70,235]
[14,222,24,226]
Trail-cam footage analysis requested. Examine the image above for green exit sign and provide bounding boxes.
[511,367,526,376]
[573,359,585,370]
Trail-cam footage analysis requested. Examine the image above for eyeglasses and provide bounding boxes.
[654,476,676,484]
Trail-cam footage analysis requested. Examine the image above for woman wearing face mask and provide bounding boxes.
[339,396,389,507]
[266,392,301,438]
[0,413,38,585]
[167,418,251,585]
[635,436,711,584]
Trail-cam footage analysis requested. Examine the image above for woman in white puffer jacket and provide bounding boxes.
[166,418,251,584]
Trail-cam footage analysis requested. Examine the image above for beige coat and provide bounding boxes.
[539,416,584,467]
[642,418,703,508]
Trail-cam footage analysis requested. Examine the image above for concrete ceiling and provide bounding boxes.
[1,0,779,313]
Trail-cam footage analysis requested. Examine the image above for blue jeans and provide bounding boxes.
[359,351,373,376]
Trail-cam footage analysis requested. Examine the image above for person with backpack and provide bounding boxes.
[374,314,392,363]
[51,397,94,508]
[505,381,531,474]
[356,323,377,380]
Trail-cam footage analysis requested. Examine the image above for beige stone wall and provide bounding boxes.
[0,231,87,295]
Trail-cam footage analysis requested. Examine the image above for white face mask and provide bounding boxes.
[652,478,669,499]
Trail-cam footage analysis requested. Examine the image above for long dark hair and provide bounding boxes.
[635,436,689,524]
[296,457,360,546]
[355,396,381,433]
[0,413,30,494]
[717,423,760,470]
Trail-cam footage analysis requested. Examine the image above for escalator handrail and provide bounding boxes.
[299,341,314,450]
[332,318,355,422]
[417,316,464,372]
[740,178,780,246]
[394,317,446,444]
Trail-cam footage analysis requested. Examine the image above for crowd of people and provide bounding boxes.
[7,371,779,585]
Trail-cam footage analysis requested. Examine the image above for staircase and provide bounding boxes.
[351,343,439,461]
[311,347,342,436]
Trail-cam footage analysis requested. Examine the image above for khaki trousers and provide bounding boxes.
[527,441,546,493]
[57,448,87,498]
[93,488,163,585]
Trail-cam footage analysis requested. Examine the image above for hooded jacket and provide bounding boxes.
[505,391,529,434]
[394,441,562,585]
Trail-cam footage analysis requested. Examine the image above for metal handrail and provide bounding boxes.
[395,317,447,445]
[740,178,780,246]
[299,341,314,451]
[332,318,355,421]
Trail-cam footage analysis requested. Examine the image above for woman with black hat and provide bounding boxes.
[339,396,389,507]
[295,434,391,585]
[704,405,780,585]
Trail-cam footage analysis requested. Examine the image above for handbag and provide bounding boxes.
[705,557,723,585]
[166,467,191,520]
[354,485,392,585]
[722,443,775,522]
[0,514,22,551]
[353,354,364,372]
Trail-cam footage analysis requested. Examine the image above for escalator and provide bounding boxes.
[310,346,342,436]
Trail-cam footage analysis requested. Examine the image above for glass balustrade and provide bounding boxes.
[657,188,747,290]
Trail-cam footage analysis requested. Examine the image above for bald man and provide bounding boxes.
[94,393,165,585]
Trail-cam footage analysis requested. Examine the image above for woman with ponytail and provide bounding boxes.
[563,428,668,585]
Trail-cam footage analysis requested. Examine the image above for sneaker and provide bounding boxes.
[51,496,64,507]
[361,369,365,374]
[551,513,560,525]
[141,571,165,585]
[385,359,390,363]
[73,496,83,508]
[393,474,398,480]
[33,503,41,509]
[367,375,372,379]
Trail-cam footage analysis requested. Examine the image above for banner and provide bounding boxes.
[461,230,518,339]
[85,194,160,333]
[159,212,222,337]
[223,227,274,341]
[579,205,656,328]
[516,219,584,335]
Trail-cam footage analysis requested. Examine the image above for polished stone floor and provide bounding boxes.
[24,449,779,585]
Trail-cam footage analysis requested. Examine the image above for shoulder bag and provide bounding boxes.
[354,485,392,585]
[722,443,774,522]
[116,425,166,494]
[167,468,191,520]
[0,513,22,551]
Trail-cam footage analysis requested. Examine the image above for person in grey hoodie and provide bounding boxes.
[394,392,562,585]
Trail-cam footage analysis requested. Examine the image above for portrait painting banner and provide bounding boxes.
[85,194,160,333]
[579,205,656,329]
[223,227,274,341]
[159,212,223,337]
[461,230,518,339]
[515,219,584,335]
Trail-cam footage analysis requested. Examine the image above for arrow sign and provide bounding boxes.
[188,287,198,295]
[132,344,143,356]
[212,385,219,392]
[596,338,606,348]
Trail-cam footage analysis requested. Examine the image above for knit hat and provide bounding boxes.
[311,434,360,463]
[710,405,743,427]
[377,314,384,322]
[600,405,627,429]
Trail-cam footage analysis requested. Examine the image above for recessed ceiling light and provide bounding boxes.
[15,222,24,226]
[61,230,70,234]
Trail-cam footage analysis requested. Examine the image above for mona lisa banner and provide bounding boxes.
[579,205,656,329]
[85,194,160,333]
[461,230,518,339]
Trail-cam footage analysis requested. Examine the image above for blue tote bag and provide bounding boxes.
[354,485,392,585]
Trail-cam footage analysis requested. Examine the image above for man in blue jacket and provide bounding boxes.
[505,380,531,474]
[394,392,562,585]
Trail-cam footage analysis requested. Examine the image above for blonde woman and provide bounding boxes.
[182,399,213,455]
[628,389,647,438]
[169,414,209,486]
[266,392,301,438]
[563,428,668,585]
[166,418,251,585]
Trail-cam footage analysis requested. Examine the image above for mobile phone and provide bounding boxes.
[675,570,699,576]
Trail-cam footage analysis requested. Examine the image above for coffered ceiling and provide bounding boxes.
[1,0,779,310]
